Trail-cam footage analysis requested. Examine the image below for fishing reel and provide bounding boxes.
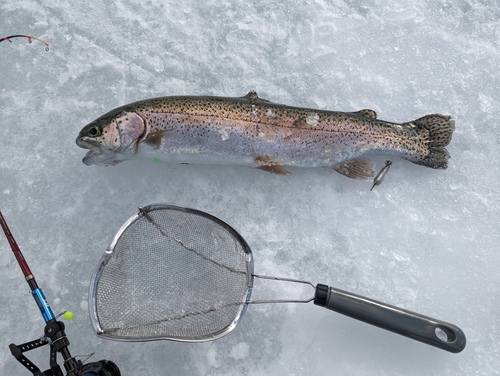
[79,360,121,376]
[9,317,120,376]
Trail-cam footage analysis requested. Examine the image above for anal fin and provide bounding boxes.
[333,158,375,180]
[255,155,290,175]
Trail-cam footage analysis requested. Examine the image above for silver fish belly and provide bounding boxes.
[76,91,454,179]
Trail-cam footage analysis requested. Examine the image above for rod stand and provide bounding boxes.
[9,319,81,376]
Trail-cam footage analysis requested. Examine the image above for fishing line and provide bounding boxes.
[55,310,97,364]
[65,320,98,366]
[1,34,50,51]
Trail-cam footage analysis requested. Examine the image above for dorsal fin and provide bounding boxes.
[243,91,271,103]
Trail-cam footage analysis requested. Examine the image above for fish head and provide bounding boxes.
[76,107,145,166]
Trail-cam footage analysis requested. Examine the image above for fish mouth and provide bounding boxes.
[76,137,121,166]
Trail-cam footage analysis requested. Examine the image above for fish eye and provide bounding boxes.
[87,124,102,137]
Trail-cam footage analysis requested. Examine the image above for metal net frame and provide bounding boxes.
[89,204,254,342]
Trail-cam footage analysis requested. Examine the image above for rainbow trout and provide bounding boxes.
[76,91,454,179]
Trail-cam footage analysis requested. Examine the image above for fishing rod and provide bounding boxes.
[0,211,120,376]
[1,34,49,51]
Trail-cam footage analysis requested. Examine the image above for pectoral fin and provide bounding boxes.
[333,158,375,180]
[143,130,170,148]
[255,155,290,175]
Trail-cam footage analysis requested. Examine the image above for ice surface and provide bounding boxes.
[1,0,499,375]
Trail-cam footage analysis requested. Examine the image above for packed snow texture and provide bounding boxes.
[1,1,499,375]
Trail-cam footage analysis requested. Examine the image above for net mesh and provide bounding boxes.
[93,207,250,341]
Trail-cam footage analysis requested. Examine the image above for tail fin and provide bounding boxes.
[408,114,455,169]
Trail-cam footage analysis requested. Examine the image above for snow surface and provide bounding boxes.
[1,1,499,375]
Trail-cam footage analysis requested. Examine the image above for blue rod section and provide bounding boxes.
[32,288,55,322]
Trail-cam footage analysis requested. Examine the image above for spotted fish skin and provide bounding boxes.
[76,91,454,179]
